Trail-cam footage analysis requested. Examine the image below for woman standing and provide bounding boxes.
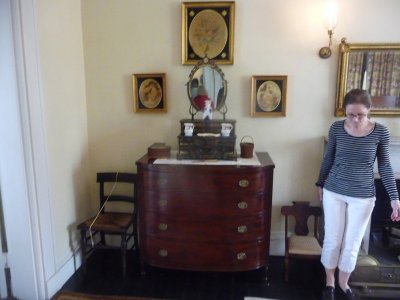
[316,89,400,300]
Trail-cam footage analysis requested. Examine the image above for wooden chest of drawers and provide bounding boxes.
[135,152,274,273]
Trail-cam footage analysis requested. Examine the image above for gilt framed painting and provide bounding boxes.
[132,73,167,113]
[182,1,235,65]
[251,76,287,117]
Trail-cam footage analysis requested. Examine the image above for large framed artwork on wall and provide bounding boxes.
[182,1,235,65]
[335,38,400,116]
[132,73,167,113]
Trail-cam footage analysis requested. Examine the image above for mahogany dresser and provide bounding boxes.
[135,152,275,274]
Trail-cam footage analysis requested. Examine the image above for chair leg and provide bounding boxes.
[284,256,289,282]
[100,231,106,245]
[121,233,127,277]
[133,226,138,251]
[80,228,87,274]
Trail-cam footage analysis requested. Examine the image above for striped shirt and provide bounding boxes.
[316,120,399,201]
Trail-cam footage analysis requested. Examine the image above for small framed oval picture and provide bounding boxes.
[132,73,167,112]
[251,75,287,117]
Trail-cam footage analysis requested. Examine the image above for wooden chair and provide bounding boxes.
[281,201,323,282]
[77,172,137,277]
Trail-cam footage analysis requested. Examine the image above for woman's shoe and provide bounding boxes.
[321,286,335,300]
[339,288,356,300]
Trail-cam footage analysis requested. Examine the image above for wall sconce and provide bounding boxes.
[319,1,338,59]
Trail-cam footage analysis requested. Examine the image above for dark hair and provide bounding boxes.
[344,89,372,109]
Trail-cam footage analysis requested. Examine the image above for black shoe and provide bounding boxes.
[339,288,357,300]
[321,286,335,300]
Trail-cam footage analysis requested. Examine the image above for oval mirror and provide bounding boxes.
[187,58,227,115]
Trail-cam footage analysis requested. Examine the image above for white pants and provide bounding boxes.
[321,189,375,273]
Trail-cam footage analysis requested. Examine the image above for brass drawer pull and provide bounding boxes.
[158,223,168,231]
[237,252,247,260]
[237,225,247,233]
[158,249,168,257]
[158,199,168,207]
[237,201,248,209]
[238,179,249,188]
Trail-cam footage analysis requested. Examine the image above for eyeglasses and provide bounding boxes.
[346,113,367,119]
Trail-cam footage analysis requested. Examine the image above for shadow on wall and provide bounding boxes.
[68,156,93,272]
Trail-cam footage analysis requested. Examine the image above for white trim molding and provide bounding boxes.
[10,0,56,298]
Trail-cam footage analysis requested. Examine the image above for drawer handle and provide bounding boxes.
[158,223,168,231]
[158,249,168,257]
[159,178,168,185]
[238,179,249,188]
[158,199,168,207]
[386,273,394,279]
[237,201,248,209]
[237,252,247,260]
[237,225,248,233]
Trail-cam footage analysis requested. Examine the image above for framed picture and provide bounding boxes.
[182,1,235,65]
[132,73,167,113]
[335,39,400,116]
[251,76,287,117]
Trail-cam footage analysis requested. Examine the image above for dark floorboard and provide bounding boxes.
[60,249,399,300]
[61,249,325,300]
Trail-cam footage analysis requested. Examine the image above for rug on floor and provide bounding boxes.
[52,291,168,300]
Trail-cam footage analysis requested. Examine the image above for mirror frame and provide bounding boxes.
[335,38,400,117]
[187,57,228,117]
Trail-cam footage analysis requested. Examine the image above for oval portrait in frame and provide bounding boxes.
[188,9,228,59]
[139,79,162,109]
[256,81,282,112]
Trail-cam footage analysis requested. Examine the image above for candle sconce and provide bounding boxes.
[319,1,338,59]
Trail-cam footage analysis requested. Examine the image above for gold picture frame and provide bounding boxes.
[132,73,167,113]
[182,1,235,65]
[251,76,287,117]
[335,38,400,116]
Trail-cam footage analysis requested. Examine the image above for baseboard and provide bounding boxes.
[46,249,81,299]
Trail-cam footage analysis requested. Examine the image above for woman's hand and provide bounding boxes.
[391,200,400,222]
[318,187,323,202]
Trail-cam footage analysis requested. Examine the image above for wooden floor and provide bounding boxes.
[58,249,326,300]
[57,249,399,300]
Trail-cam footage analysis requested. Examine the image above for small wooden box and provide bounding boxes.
[147,143,171,158]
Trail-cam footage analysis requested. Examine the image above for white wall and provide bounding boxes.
[81,0,400,255]
[36,0,91,282]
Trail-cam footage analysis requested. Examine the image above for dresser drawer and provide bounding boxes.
[141,190,266,216]
[143,212,266,242]
[143,237,266,272]
[141,168,267,192]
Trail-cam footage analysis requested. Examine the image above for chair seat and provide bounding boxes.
[78,212,134,233]
[288,235,322,255]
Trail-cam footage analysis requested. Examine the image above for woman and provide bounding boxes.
[316,89,400,300]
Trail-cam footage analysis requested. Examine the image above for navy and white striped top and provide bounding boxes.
[316,120,399,201]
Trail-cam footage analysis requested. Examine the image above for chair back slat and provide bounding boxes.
[97,172,137,184]
[281,204,322,236]
[97,172,137,212]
